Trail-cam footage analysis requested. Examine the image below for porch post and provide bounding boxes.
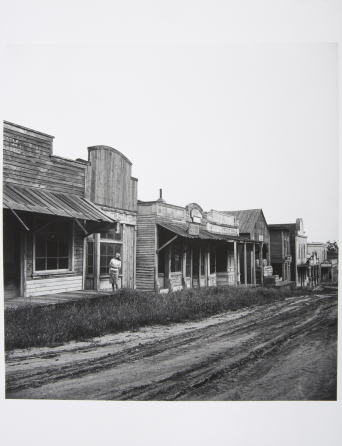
[253,243,256,285]
[234,241,237,286]
[259,242,264,285]
[244,242,247,286]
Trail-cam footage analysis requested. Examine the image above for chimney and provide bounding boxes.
[157,188,166,203]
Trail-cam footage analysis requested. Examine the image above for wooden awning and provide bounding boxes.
[157,219,256,243]
[3,184,115,223]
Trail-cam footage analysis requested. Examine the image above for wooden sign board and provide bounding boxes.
[188,223,200,235]
[206,223,238,235]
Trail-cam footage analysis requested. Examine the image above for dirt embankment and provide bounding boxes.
[5,293,337,401]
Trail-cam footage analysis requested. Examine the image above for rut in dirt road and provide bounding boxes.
[5,293,337,401]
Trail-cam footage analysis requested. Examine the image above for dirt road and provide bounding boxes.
[5,292,337,401]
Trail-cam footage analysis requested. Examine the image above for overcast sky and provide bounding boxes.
[4,42,338,243]
[1,1,342,444]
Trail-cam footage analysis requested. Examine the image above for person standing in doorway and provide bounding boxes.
[109,253,121,291]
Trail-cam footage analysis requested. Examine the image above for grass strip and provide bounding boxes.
[4,286,315,351]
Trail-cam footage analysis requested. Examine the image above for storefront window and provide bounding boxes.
[87,242,94,275]
[101,223,122,241]
[100,243,121,275]
[210,251,216,274]
[35,219,70,271]
[171,247,181,273]
[200,248,205,275]
[185,248,191,277]
[216,249,227,272]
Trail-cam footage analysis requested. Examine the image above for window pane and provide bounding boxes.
[35,236,46,257]
[47,239,58,257]
[47,258,58,270]
[35,258,46,271]
[59,258,69,269]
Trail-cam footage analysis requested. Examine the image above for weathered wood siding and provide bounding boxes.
[122,224,135,288]
[136,214,156,291]
[87,146,138,212]
[25,275,83,297]
[3,122,87,195]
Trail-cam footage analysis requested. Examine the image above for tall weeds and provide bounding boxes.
[5,286,306,350]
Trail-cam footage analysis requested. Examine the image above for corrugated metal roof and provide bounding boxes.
[222,209,264,235]
[157,218,256,243]
[3,184,115,222]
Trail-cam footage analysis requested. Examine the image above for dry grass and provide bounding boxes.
[5,286,313,350]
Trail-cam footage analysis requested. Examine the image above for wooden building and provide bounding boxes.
[269,219,320,288]
[2,122,138,299]
[136,194,259,292]
[2,121,117,299]
[268,224,293,283]
[83,145,138,290]
[308,243,338,284]
[221,209,271,285]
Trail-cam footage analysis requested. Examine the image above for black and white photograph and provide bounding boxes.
[1,1,341,445]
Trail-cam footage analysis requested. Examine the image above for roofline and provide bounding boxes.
[4,120,55,139]
[88,145,132,166]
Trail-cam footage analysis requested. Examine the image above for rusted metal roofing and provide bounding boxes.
[157,219,256,243]
[3,184,115,222]
[222,209,265,235]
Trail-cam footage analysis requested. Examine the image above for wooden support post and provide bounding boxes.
[244,242,247,286]
[259,242,264,285]
[253,243,256,285]
[134,225,137,289]
[95,233,100,291]
[234,241,237,286]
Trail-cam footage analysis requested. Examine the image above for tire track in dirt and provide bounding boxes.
[5,294,337,400]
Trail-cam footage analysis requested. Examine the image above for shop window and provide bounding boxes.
[87,242,94,275]
[210,251,216,274]
[185,247,191,277]
[35,219,71,271]
[171,247,181,273]
[101,223,122,241]
[100,243,121,275]
[216,249,227,272]
[200,248,205,275]
[227,251,234,268]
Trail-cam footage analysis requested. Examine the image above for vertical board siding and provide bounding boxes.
[136,214,156,291]
[88,147,137,212]
[123,225,135,288]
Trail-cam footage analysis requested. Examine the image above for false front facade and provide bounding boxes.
[136,195,259,292]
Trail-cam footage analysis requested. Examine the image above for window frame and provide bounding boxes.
[33,216,74,275]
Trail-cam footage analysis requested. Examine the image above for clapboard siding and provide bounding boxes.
[136,214,156,290]
[25,275,83,297]
[3,123,86,196]
[87,146,137,212]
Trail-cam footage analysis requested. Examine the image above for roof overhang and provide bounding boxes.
[157,219,257,243]
[3,184,116,233]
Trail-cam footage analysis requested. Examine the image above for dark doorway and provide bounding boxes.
[3,213,21,298]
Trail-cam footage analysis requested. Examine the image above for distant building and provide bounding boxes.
[308,242,338,284]
[136,193,260,292]
[221,209,271,285]
[269,219,320,288]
